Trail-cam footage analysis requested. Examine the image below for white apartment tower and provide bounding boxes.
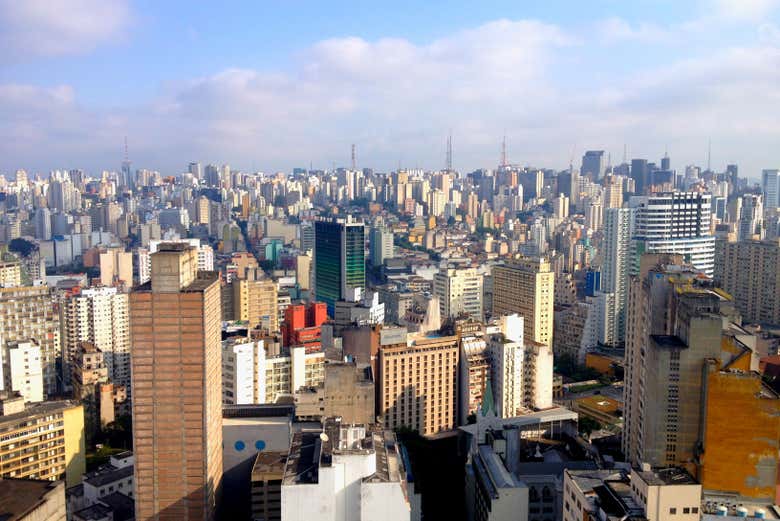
[599,208,632,346]
[433,267,484,320]
[60,287,130,391]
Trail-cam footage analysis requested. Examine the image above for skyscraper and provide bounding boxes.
[130,244,222,520]
[600,208,632,346]
[630,159,649,195]
[492,258,555,347]
[313,217,365,315]
[762,168,779,210]
[630,191,715,276]
[581,150,605,180]
[369,225,394,267]
[737,193,763,240]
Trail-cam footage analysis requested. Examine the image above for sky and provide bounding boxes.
[0,0,779,179]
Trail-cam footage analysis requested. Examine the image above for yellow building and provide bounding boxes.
[378,334,459,436]
[0,394,85,487]
[0,261,22,287]
[233,270,278,332]
[492,258,554,347]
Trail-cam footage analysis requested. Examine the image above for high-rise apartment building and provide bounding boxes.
[0,261,22,287]
[599,208,632,346]
[378,334,459,436]
[630,191,715,276]
[716,238,780,325]
[0,285,60,396]
[433,267,483,320]
[0,393,85,487]
[313,217,365,315]
[492,258,554,347]
[139,238,215,285]
[130,243,222,520]
[762,168,780,210]
[603,174,624,209]
[59,286,130,392]
[98,246,133,288]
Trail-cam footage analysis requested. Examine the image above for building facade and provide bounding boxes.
[492,258,554,347]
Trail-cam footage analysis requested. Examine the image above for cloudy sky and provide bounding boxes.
[0,0,778,179]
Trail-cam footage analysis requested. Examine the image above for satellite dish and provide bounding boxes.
[320,432,329,442]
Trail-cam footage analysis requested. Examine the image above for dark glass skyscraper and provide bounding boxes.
[314,217,365,315]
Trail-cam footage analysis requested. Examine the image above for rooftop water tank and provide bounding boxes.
[716,506,728,516]
[736,506,749,517]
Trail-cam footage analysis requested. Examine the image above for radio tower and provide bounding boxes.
[446,132,453,172]
[501,134,507,167]
[351,144,356,170]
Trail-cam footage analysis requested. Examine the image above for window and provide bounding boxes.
[670,508,677,515]
[683,508,690,514]
[692,508,699,514]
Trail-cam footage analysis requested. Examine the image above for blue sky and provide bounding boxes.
[0,0,778,178]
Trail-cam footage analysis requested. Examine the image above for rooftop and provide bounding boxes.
[83,464,133,488]
[0,478,62,521]
[636,466,697,486]
[251,451,287,481]
[0,400,78,424]
[650,335,688,349]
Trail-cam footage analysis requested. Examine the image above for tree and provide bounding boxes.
[8,238,36,257]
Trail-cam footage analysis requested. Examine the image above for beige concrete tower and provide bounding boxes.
[492,258,554,347]
[130,243,222,520]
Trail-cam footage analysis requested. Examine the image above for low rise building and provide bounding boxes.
[0,478,66,521]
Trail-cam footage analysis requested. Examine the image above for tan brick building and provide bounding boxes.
[378,334,459,436]
[492,258,554,347]
[130,244,222,520]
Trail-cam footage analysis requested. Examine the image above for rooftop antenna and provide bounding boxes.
[446,131,453,172]
[123,136,129,162]
[351,144,356,170]
[501,133,507,167]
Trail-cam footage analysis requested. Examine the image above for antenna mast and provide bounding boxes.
[446,132,453,172]
[351,144,356,170]
[501,134,507,167]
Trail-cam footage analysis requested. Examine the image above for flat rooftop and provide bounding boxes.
[0,478,62,521]
[637,466,697,486]
[650,335,688,349]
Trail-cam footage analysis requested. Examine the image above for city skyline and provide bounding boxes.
[1,0,780,176]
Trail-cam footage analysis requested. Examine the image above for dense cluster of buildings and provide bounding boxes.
[0,152,779,521]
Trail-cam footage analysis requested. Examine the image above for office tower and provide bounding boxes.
[492,258,555,347]
[130,244,222,520]
[0,393,85,486]
[661,153,671,171]
[623,256,724,470]
[59,287,130,392]
[34,208,51,240]
[1,341,43,403]
[281,418,414,521]
[630,159,649,194]
[0,285,60,396]
[716,239,780,325]
[313,217,365,315]
[600,208,632,346]
[204,164,219,186]
[433,267,483,320]
[378,334,459,436]
[196,196,210,225]
[763,169,780,210]
[726,163,739,189]
[299,222,315,251]
[188,161,202,180]
[369,225,394,267]
[630,191,715,276]
[581,150,605,180]
[232,271,278,332]
[737,193,764,240]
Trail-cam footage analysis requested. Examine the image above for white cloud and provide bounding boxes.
[708,0,779,21]
[0,0,131,61]
[596,17,679,44]
[0,18,779,178]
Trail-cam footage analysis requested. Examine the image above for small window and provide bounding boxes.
[684,508,690,514]
[670,508,677,515]
[692,508,699,514]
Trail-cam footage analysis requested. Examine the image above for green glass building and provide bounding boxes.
[314,217,365,315]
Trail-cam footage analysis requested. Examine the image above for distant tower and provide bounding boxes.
[501,135,507,167]
[446,132,453,172]
[121,136,132,188]
[351,144,356,170]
